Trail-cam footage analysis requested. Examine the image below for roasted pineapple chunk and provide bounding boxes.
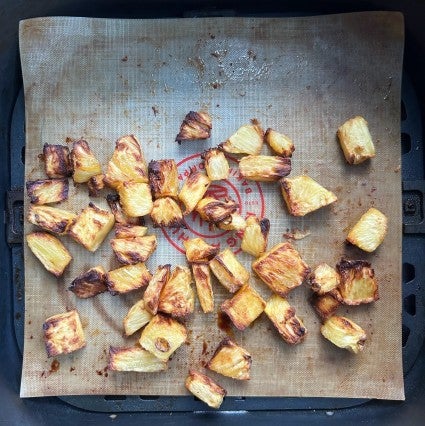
[106,262,151,295]
[110,235,157,265]
[123,299,153,336]
[185,370,227,409]
[311,292,340,321]
[220,123,263,155]
[241,216,270,257]
[158,266,194,318]
[207,338,251,380]
[27,205,76,235]
[148,159,179,199]
[175,111,212,142]
[108,346,167,372]
[321,315,367,353]
[117,181,153,217]
[196,196,238,223]
[26,178,69,205]
[115,224,148,238]
[183,238,219,263]
[104,134,148,188]
[68,266,107,299]
[68,202,115,252]
[202,148,230,181]
[346,207,388,252]
[139,314,187,361]
[26,232,72,277]
[209,248,250,293]
[87,174,105,197]
[70,139,102,183]
[106,193,144,226]
[150,197,185,228]
[264,128,295,157]
[265,295,307,344]
[252,243,310,297]
[178,171,211,214]
[43,143,72,178]
[239,155,291,182]
[337,116,376,165]
[192,263,214,313]
[221,284,266,331]
[280,175,337,216]
[336,259,378,305]
[144,265,171,315]
[43,310,86,357]
[308,263,340,295]
[216,213,247,231]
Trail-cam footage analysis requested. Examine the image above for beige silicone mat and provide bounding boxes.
[19,12,404,399]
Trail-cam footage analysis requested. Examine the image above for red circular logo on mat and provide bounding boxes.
[162,153,265,254]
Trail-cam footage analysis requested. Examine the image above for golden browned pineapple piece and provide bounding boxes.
[108,346,167,372]
[178,171,211,214]
[192,263,214,313]
[27,205,76,235]
[264,128,295,157]
[106,193,144,226]
[43,143,73,178]
[239,155,291,182]
[104,134,148,188]
[207,338,251,380]
[175,111,212,142]
[70,139,102,183]
[139,314,187,361]
[265,295,307,344]
[241,216,270,257]
[280,175,337,216]
[106,262,151,295]
[110,235,157,264]
[26,178,69,205]
[337,116,375,164]
[115,224,148,238]
[117,181,153,217]
[196,196,238,224]
[311,292,340,321]
[183,238,219,263]
[43,310,86,357]
[252,242,310,297]
[202,148,230,181]
[209,248,250,293]
[185,370,227,409]
[87,174,105,197]
[216,213,247,231]
[68,266,107,299]
[144,265,171,315]
[336,259,378,305]
[220,124,263,155]
[68,202,115,252]
[150,197,185,228]
[158,266,194,318]
[346,207,388,252]
[308,263,340,295]
[148,159,179,199]
[321,315,367,353]
[26,232,72,277]
[221,284,266,330]
[123,299,153,336]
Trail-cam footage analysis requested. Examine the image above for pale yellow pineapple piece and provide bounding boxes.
[148,159,179,199]
[115,224,148,239]
[123,299,153,336]
[144,265,171,315]
[220,124,263,155]
[264,128,295,157]
[106,263,151,295]
[192,263,214,314]
[308,263,340,295]
[241,216,270,257]
[150,197,184,228]
[71,139,102,183]
[110,235,157,265]
[108,346,167,372]
[216,213,247,231]
[202,148,230,181]
[239,155,291,182]
[178,171,211,214]
[27,205,76,235]
[117,181,153,217]
[185,370,226,409]
[26,178,69,205]
[183,238,219,263]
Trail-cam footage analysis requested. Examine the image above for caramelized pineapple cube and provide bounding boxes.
[196,196,238,223]
[308,263,340,295]
[150,197,185,228]
[241,216,270,257]
[346,207,388,252]
[183,238,219,263]
[209,248,250,293]
[110,235,157,265]
[68,266,107,299]
[185,370,227,409]
[139,314,187,361]
[68,202,115,252]
[106,262,151,295]
[220,124,263,155]
[26,178,69,205]
[43,143,72,178]
[148,159,179,199]
[87,174,105,197]
[43,310,86,357]
[264,128,295,157]
[280,175,337,216]
[192,263,214,313]
[26,232,72,277]
[117,181,153,217]
[321,315,367,353]
[252,243,310,297]
[207,338,251,380]
[27,205,76,235]
[108,346,167,372]
[178,171,211,214]
[265,295,307,344]
[70,139,102,183]
[175,111,212,142]
[239,155,291,182]
[106,193,144,226]
[311,292,340,321]
[337,116,376,164]
[123,299,153,336]
[216,213,247,231]
[115,224,148,239]
[202,148,230,181]
[144,265,171,315]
